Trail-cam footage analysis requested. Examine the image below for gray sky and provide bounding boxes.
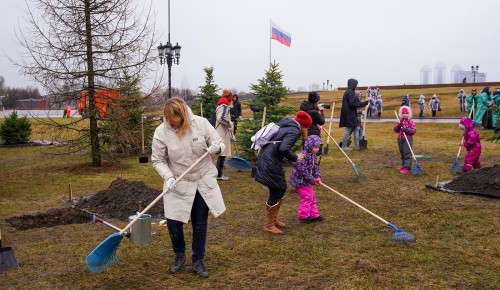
[1,0,499,94]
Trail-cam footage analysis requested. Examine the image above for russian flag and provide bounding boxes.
[271,22,291,47]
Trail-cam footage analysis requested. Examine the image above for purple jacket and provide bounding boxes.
[460,117,481,152]
[289,135,322,187]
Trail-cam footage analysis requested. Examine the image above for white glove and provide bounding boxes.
[317,103,325,111]
[238,116,243,119]
[164,177,176,191]
[207,143,225,154]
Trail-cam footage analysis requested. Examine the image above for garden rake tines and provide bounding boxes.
[394,111,423,176]
[320,182,416,244]
[86,151,210,273]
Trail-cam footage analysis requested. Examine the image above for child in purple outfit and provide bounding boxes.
[459,117,481,172]
[289,135,323,223]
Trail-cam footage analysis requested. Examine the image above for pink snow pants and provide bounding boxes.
[463,146,481,172]
[296,186,320,219]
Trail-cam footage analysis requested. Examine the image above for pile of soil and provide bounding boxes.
[444,165,500,198]
[5,178,164,230]
[75,178,164,221]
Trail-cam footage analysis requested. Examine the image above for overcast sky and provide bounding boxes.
[1,0,499,94]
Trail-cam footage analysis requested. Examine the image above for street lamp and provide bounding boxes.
[158,0,181,99]
[471,65,479,83]
[326,79,329,91]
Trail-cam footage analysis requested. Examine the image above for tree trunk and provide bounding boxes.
[84,0,101,167]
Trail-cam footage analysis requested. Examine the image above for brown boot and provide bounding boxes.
[264,204,283,234]
[274,198,286,228]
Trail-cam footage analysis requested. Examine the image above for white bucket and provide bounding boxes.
[128,214,152,244]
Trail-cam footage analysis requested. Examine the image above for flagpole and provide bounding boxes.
[269,19,272,66]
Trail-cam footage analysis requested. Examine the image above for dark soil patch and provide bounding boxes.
[5,178,163,230]
[444,165,500,198]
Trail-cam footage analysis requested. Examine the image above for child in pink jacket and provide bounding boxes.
[394,106,417,173]
[289,135,323,223]
[459,117,482,172]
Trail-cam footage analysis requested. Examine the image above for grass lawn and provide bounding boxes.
[0,85,499,289]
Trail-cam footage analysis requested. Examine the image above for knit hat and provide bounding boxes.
[217,97,230,106]
[402,107,410,115]
[308,92,320,104]
[294,111,312,128]
[222,89,233,101]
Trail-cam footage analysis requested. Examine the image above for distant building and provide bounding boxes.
[450,64,464,83]
[420,65,432,84]
[434,62,446,84]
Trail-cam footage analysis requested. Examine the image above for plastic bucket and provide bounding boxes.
[128,214,152,244]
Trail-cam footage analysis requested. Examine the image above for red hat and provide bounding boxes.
[218,97,230,106]
[294,111,312,128]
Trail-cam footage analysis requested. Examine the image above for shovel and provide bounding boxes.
[138,115,148,163]
[226,138,252,172]
[0,228,19,273]
[359,96,369,150]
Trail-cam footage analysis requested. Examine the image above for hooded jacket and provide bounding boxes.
[299,100,325,136]
[460,117,481,151]
[394,106,416,140]
[215,97,233,156]
[289,135,322,188]
[255,117,302,190]
[339,78,369,127]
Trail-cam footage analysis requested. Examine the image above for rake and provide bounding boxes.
[320,182,416,244]
[323,102,335,155]
[451,101,474,174]
[322,129,360,183]
[86,151,210,273]
[394,111,423,176]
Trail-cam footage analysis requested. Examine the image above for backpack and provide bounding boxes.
[209,107,220,128]
[250,122,281,150]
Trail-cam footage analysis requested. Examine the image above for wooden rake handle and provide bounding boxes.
[456,100,474,158]
[320,182,389,225]
[394,111,418,162]
[326,102,335,145]
[120,151,210,235]
[322,129,355,164]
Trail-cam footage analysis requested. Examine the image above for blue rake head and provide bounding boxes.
[388,223,416,244]
[351,162,361,183]
[226,157,252,172]
[411,160,424,176]
[86,232,124,273]
[450,157,461,174]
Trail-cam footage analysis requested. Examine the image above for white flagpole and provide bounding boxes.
[269,19,272,66]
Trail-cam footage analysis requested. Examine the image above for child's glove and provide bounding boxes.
[314,178,321,186]
[404,128,412,134]
[393,124,401,132]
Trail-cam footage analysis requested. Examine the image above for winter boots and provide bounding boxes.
[273,198,286,228]
[192,259,209,278]
[170,252,186,274]
[264,202,284,235]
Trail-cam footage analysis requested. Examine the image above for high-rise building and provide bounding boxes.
[420,65,432,84]
[434,62,446,84]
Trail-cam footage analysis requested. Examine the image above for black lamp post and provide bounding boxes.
[158,0,181,99]
[471,65,479,83]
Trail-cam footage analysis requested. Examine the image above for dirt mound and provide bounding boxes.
[444,165,500,198]
[5,178,164,230]
[75,178,164,221]
[5,207,89,230]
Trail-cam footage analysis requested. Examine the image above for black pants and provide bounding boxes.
[267,186,286,206]
[216,156,226,177]
[167,191,209,262]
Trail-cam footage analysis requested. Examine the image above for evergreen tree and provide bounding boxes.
[238,62,297,160]
[191,66,219,121]
[0,111,32,145]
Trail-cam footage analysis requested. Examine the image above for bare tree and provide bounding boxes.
[15,0,161,166]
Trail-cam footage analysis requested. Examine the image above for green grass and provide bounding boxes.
[1,85,499,288]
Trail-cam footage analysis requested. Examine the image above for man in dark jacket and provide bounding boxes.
[299,91,325,155]
[339,78,369,151]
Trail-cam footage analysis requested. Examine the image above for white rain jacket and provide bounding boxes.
[152,108,226,223]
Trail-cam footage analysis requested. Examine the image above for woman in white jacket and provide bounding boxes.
[152,97,226,278]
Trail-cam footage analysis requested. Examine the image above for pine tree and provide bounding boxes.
[192,66,220,121]
[238,62,297,160]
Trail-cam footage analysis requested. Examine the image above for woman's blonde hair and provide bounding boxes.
[163,97,192,137]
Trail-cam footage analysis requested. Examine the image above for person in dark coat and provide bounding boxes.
[299,91,326,155]
[255,111,312,235]
[339,78,369,150]
[229,94,242,136]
